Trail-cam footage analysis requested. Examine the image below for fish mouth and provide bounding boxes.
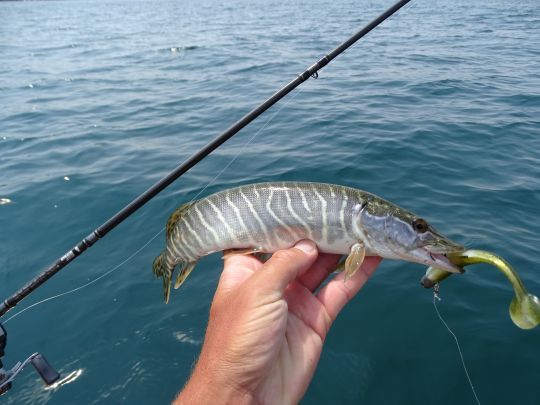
[411,247,465,274]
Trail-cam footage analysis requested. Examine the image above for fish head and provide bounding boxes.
[354,197,465,273]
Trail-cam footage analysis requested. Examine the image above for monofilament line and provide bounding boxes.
[3,229,165,324]
[184,85,305,204]
[433,289,481,405]
[3,87,305,324]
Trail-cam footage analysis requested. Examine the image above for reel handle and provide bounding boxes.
[0,322,60,395]
[31,354,60,386]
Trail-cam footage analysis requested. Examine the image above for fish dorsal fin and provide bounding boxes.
[166,201,195,239]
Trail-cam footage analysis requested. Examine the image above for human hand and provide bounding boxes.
[175,240,381,405]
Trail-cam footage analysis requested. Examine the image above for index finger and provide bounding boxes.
[316,256,381,322]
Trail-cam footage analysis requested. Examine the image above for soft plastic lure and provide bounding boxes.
[422,249,540,329]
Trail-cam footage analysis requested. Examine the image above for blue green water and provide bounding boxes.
[1,0,539,403]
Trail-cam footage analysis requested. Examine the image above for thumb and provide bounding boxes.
[250,240,318,295]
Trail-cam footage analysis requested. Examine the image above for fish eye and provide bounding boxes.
[412,218,428,233]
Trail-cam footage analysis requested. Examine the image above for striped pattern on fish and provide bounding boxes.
[153,181,464,303]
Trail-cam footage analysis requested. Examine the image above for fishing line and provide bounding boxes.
[3,86,306,325]
[181,84,307,203]
[3,229,164,324]
[433,288,482,405]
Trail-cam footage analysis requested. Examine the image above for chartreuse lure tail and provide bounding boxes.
[424,249,540,330]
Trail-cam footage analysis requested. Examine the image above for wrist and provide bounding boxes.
[175,358,255,405]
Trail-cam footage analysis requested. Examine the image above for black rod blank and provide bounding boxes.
[0,0,411,317]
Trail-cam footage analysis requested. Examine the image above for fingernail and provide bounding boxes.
[294,239,316,254]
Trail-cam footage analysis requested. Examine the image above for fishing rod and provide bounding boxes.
[0,0,411,394]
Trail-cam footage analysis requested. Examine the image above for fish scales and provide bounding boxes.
[153,181,465,303]
[175,182,360,262]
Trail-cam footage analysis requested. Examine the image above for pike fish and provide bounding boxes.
[153,182,465,303]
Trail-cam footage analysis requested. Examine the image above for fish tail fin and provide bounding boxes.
[152,252,177,304]
[155,200,198,303]
[174,262,196,290]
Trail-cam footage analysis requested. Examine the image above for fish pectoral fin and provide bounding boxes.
[174,262,196,290]
[344,242,366,281]
[222,247,264,259]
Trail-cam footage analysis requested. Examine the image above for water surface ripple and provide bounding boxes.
[0,0,539,404]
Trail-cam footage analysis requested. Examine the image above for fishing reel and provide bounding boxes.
[0,322,60,395]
